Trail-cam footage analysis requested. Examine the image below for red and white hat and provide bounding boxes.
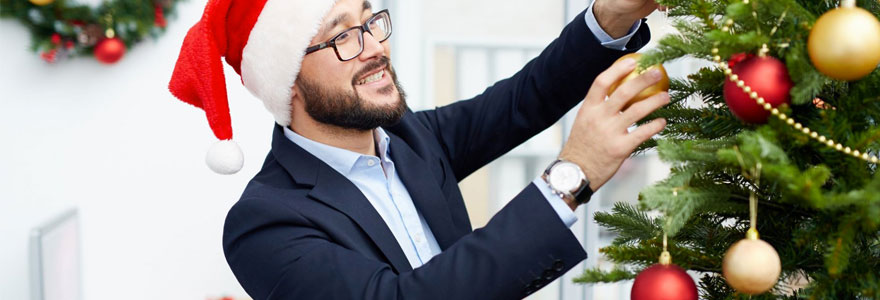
[169,0,337,174]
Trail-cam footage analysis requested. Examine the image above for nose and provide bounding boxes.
[358,30,385,61]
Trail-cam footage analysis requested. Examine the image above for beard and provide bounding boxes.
[296,57,408,131]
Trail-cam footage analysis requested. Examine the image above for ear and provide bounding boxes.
[290,83,300,101]
[288,83,304,121]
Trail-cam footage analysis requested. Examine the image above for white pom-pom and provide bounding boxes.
[206,140,244,175]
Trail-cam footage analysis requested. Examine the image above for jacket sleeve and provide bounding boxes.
[413,10,650,180]
[223,184,586,300]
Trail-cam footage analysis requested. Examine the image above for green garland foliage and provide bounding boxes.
[577,0,880,299]
[0,0,181,61]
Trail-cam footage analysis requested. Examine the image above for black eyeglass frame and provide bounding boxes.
[304,9,392,62]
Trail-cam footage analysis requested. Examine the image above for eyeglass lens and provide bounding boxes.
[335,12,391,60]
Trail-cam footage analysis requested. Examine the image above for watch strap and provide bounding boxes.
[573,180,593,205]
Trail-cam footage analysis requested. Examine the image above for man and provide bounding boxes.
[169,0,667,298]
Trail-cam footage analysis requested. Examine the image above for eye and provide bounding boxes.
[368,18,380,29]
[335,31,352,43]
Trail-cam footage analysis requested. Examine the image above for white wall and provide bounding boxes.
[0,1,267,299]
[0,1,688,300]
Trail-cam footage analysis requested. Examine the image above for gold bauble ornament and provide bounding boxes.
[607,53,670,110]
[722,229,781,295]
[28,0,54,5]
[807,0,880,81]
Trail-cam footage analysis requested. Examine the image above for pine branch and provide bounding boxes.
[594,202,662,245]
[572,267,636,284]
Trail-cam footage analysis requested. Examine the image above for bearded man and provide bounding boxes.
[169,0,667,298]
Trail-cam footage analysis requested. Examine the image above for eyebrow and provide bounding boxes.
[319,0,373,39]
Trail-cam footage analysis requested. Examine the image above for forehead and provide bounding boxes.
[318,0,373,37]
[326,0,373,23]
[334,0,372,13]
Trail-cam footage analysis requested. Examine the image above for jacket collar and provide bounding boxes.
[386,135,459,250]
[270,123,462,270]
[270,124,413,273]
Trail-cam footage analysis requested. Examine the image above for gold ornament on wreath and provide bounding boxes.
[0,0,181,64]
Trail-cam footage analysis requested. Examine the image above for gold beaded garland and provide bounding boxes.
[712,44,876,164]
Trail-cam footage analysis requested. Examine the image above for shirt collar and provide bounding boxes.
[282,126,392,175]
[374,127,392,162]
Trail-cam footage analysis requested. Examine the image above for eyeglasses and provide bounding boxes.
[305,10,392,62]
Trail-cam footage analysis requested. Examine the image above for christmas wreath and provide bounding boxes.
[0,0,181,64]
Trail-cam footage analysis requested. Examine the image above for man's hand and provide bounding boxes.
[559,57,668,208]
[593,0,660,38]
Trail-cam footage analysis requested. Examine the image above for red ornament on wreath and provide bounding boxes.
[154,4,167,28]
[41,49,58,63]
[723,55,793,124]
[631,263,698,300]
[94,37,126,64]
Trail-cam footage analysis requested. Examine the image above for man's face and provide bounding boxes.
[294,0,406,130]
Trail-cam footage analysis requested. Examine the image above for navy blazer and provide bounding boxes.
[223,10,650,300]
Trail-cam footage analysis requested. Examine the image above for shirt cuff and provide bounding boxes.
[584,0,642,51]
[532,178,578,228]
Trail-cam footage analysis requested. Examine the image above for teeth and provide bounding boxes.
[358,70,384,85]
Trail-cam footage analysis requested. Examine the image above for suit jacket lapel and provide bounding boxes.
[270,125,413,273]
[387,133,460,250]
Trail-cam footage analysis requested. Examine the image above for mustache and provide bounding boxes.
[352,56,392,85]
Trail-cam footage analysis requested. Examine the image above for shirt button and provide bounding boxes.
[367,159,376,167]
[413,233,424,243]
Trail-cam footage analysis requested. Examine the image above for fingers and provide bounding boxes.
[607,68,664,112]
[619,91,669,126]
[627,118,666,149]
[583,57,638,106]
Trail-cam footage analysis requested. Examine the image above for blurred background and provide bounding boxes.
[0,0,707,299]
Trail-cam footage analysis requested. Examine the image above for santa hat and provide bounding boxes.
[169,0,337,174]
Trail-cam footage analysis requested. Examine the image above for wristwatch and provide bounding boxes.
[541,159,594,205]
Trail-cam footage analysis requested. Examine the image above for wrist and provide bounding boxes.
[544,157,595,208]
[593,0,640,39]
[542,172,581,211]
[558,151,601,193]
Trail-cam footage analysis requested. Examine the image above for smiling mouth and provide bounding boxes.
[356,69,386,85]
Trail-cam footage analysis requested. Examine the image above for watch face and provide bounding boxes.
[548,162,582,192]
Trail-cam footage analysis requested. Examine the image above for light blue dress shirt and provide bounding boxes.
[584,0,643,51]
[283,8,640,268]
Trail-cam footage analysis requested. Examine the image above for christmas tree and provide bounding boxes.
[574,0,880,299]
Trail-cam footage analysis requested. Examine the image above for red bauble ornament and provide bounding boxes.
[723,55,794,124]
[94,37,126,64]
[728,53,754,69]
[631,263,698,300]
